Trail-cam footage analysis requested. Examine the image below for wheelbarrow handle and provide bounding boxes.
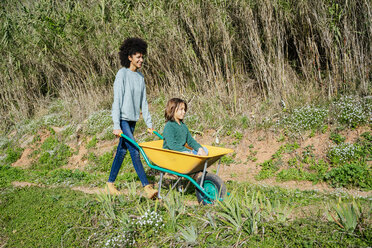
[153,130,163,140]
[147,129,163,140]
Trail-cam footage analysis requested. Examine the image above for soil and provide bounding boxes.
[10,126,371,198]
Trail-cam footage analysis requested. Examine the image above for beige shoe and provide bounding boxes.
[144,184,158,199]
[106,182,121,195]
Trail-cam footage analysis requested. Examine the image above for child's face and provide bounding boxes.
[174,103,186,123]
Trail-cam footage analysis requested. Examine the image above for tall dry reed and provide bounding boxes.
[0,0,370,131]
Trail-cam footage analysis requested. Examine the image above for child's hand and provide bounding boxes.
[197,148,207,156]
[113,129,123,137]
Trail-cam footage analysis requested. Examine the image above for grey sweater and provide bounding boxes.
[111,68,152,130]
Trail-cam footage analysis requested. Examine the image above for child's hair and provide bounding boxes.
[119,37,147,68]
[165,98,188,122]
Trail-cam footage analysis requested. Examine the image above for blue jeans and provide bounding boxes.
[191,147,209,155]
[108,120,149,187]
[183,147,209,155]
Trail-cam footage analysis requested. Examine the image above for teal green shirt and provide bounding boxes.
[162,121,202,152]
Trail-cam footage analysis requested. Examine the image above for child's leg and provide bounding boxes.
[124,121,150,187]
[191,147,209,155]
[108,123,128,183]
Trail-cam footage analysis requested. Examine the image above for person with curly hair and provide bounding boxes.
[107,37,158,199]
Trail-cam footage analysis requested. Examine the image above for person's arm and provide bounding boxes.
[163,125,189,152]
[141,83,152,129]
[185,125,202,151]
[112,70,125,131]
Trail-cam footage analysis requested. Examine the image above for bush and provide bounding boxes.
[34,136,72,170]
[2,146,23,165]
[327,143,363,165]
[85,110,112,135]
[329,132,346,144]
[277,106,329,133]
[331,96,370,127]
[324,163,371,190]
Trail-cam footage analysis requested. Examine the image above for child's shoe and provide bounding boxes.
[144,184,158,199]
[106,182,121,195]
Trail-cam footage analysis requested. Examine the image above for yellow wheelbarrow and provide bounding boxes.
[120,131,233,204]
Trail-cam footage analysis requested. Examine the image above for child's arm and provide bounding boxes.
[185,126,202,152]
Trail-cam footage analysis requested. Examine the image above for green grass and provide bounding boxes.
[0,187,98,248]
[0,182,370,247]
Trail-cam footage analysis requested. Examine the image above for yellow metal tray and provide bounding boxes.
[138,140,234,174]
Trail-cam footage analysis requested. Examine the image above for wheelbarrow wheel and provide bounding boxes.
[196,173,226,205]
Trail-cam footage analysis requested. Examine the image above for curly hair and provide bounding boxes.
[118,37,148,68]
[165,98,188,122]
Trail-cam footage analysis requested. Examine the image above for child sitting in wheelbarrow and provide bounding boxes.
[162,98,208,156]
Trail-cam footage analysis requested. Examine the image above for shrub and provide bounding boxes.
[324,163,371,190]
[327,143,363,165]
[2,146,23,165]
[331,96,370,127]
[34,136,72,170]
[277,106,329,133]
[85,110,112,135]
[87,152,114,173]
[329,132,346,144]
[255,159,281,180]
[0,165,25,187]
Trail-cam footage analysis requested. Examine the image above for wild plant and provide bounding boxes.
[102,231,136,248]
[33,136,72,170]
[133,206,164,238]
[324,163,371,190]
[327,143,363,164]
[96,191,116,222]
[329,132,346,145]
[331,96,370,127]
[125,181,139,201]
[277,105,329,133]
[85,110,112,135]
[178,225,198,244]
[163,189,186,232]
[264,197,293,223]
[216,190,263,235]
[327,198,362,233]
[42,113,68,127]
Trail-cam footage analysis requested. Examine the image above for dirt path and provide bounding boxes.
[11,127,371,199]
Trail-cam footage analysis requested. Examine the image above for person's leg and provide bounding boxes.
[107,121,130,183]
[191,147,209,155]
[125,121,158,199]
[124,121,149,187]
[203,147,209,155]
[106,120,132,195]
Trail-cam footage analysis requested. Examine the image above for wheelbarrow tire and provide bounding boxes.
[196,173,226,205]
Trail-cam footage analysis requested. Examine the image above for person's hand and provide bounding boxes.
[197,147,207,156]
[113,129,123,137]
[147,128,155,134]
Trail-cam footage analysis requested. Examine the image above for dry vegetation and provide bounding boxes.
[1,0,371,132]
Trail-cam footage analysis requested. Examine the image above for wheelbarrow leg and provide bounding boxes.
[216,158,221,176]
[166,177,182,197]
[158,172,163,199]
[199,159,209,188]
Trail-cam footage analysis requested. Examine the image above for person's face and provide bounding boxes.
[174,103,186,123]
[128,52,144,71]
